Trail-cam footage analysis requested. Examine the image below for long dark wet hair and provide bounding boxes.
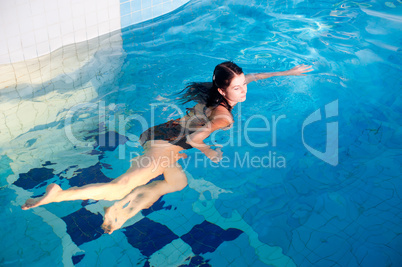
[179,61,243,112]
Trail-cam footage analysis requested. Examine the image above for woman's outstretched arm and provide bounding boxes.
[245,64,313,84]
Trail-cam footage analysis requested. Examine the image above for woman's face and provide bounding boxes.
[219,73,247,106]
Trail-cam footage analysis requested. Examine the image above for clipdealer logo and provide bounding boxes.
[302,100,339,166]
[63,100,339,167]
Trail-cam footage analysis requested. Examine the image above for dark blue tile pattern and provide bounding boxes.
[72,254,85,265]
[13,133,247,263]
[61,208,104,246]
[42,161,56,166]
[123,217,180,257]
[15,163,246,262]
[13,167,54,190]
[179,255,211,267]
[181,220,243,254]
[67,163,113,187]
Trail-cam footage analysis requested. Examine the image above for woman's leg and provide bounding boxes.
[101,163,188,234]
[22,142,184,210]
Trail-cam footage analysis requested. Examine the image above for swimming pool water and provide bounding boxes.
[1,0,401,266]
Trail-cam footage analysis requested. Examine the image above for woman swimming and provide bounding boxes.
[22,62,312,234]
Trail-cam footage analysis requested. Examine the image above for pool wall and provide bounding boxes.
[0,0,190,64]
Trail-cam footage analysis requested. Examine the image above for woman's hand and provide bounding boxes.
[286,64,313,76]
[202,146,223,163]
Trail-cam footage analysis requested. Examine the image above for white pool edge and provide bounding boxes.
[0,0,190,65]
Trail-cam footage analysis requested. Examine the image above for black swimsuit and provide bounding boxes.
[139,118,196,149]
[139,104,210,150]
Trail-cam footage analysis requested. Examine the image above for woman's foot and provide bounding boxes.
[101,185,160,234]
[102,205,130,234]
[21,184,62,210]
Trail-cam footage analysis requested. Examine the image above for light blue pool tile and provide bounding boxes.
[120,2,131,16]
[131,11,142,25]
[171,0,182,10]
[0,155,13,187]
[153,0,163,5]
[120,0,129,3]
[131,0,141,12]
[163,1,173,13]
[78,233,145,266]
[178,0,190,8]
[121,14,131,28]
[152,4,164,18]
[206,234,267,267]
[142,0,152,9]
[141,7,152,22]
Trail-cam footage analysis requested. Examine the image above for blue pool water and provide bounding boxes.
[1,0,401,266]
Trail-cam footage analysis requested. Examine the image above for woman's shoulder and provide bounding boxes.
[210,105,234,125]
[212,104,230,114]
